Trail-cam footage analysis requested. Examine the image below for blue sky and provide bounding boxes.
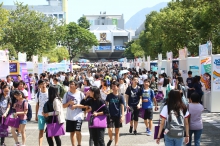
[2,0,171,23]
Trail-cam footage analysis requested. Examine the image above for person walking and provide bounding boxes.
[140,79,158,136]
[186,92,204,146]
[35,80,48,146]
[156,90,190,146]
[106,81,125,146]
[82,86,109,146]
[0,85,11,146]
[12,90,28,146]
[62,81,85,146]
[42,85,65,146]
[125,77,142,135]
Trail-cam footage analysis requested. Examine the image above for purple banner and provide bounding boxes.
[9,63,18,73]
[20,63,31,100]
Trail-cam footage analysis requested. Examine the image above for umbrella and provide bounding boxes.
[78,59,90,63]
[72,65,81,69]
[119,70,129,75]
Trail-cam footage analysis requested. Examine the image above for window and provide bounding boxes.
[59,14,63,19]
[53,14,57,18]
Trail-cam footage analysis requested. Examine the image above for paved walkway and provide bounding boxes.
[4,100,220,146]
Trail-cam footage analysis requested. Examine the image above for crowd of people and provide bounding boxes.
[0,67,205,146]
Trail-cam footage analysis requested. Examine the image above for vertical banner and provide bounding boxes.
[199,41,212,57]
[20,63,31,100]
[42,57,47,72]
[0,50,9,61]
[158,53,162,74]
[18,52,27,62]
[179,47,188,59]
[167,52,173,77]
[147,56,150,71]
[213,56,220,91]
[32,55,38,74]
[200,57,211,89]
[172,60,179,75]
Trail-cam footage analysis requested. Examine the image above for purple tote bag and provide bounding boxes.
[89,104,107,128]
[155,91,164,102]
[0,118,8,137]
[86,112,91,121]
[138,108,145,119]
[47,112,65,137]
[125,109,131,124]
[154,119,164,139]
[5,114,20,128]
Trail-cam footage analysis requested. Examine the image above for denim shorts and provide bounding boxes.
[20,119,27,125]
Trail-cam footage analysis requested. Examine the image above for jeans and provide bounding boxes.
[164,135,184,146]
[90,128,105,146]
[187,129,203,146]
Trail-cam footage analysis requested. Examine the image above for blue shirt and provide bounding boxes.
[142,89,155,109]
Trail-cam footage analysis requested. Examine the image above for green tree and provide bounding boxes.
[44,47,69,63]
[0,3,9,42]
[61,22,98,62]
[78,16,90,29]
[123,40,135,58]
[2,2,60,60]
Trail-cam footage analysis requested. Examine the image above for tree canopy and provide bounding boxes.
[125,0,220,59]
[78,16,90,29]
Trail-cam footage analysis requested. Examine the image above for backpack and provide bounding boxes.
[166,110,185,138]
[22,100,32,121]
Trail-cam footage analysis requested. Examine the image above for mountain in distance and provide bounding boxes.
[125,2,168,30]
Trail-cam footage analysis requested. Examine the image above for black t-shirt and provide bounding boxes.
[125,86,141,107]
[186,77,193,88]
[81,97,109,115]
[106,93,125,117]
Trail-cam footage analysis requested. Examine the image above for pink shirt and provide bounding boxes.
[14,100,28,120]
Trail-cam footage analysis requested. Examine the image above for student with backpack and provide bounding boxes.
[0,85,11,146]
[125,77,142,135]
[12,90,28,146]
[42,85,65,146]
[35,80,48,146]
[187,92,204,146]
[156,90,190,146]
[106,81,125,146]
[140,79,158,136]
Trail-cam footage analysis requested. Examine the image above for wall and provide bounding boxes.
[114,36,128,46]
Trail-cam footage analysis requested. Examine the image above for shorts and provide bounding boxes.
[107,116,122,128]
[38,115,46,130]
[20,120,27,125]
[144,108,153,120]
[66,120,83,132]
[130,106,140,121]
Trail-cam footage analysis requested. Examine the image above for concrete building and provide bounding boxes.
[3,0,68,24]
[82,13,135,61]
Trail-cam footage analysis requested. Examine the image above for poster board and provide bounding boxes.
[9,62,20,75]
[0,61,10,80]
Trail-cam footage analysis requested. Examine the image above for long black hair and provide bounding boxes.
[89,86,102,101]
[167,90,187,116]
[48,85,59,102]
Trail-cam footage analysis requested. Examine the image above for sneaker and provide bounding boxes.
[146,128,149,133]
[129,126,133,133]
[107,140,113,146]
[17,133,21,137]
[133,130,137,135]
[147,131,152,136]
[14,143,20,146]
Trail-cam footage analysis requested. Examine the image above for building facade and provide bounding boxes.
[3,0,68,24]
[83,13,135,61]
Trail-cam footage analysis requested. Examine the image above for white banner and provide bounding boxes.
[0,50,9,61]
[32,55,38,63]
[18,52,26,62]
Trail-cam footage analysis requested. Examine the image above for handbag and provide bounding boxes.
[4,114,20,128]
[89,104,107,128]
[154,119,164,139]
[86,111,91,121]
[155,91,164,102]
[0,117,8,137]
[125,108,131,124]
[47,112,65,137]
[138,108,145,119]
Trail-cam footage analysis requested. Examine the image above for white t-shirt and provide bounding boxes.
[35,91,48,116]
[160,105,189,120]
[21,89,28,97]
[125,78,130,85]
[93,80,101,88]
[60,75,65,82]
[100,87,110,100]
[88,76,94,85]
[139,76,143,85]
[62,91,85,121]
[158,78,164,91]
